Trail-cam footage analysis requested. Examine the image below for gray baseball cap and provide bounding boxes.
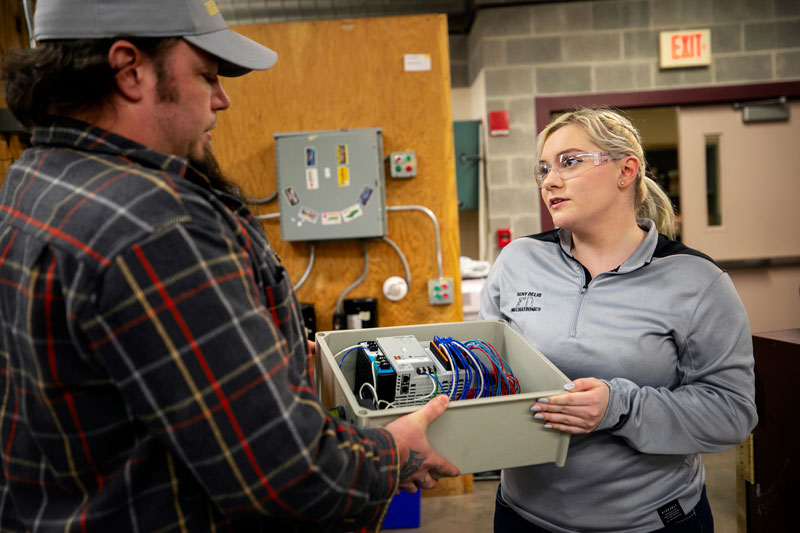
[33,0,277,77]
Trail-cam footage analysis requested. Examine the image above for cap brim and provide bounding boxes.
[185,29,277,77]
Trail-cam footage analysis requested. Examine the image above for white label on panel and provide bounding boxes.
[342,203,363,222]
[299,206,319,224]
[322,211,342,225]
[306,168,319,190]
[404,53,431,72]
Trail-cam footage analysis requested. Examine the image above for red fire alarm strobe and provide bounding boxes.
[489,110,510,137]
[497,228,512,248]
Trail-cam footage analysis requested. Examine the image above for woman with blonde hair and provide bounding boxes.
[480,107,756,532]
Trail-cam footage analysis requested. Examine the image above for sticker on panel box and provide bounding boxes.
[299,206,319,224]
[322,211,343,225]
[305,147,316,167]
[337,166,350,187]
[324,167,331,179]
[342,203,363,222]
[359,186,373,206]
[306,167,319,190]
[337,144,349,165]
[284,186,299,205]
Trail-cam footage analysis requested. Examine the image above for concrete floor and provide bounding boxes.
[385,447,737,532]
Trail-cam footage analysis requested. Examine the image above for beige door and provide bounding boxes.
[678,103,800,333]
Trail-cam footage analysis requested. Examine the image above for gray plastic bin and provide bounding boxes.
[315,320,570,474]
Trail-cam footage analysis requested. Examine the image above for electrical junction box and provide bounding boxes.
[275,128,387,242]
[389,150,417,178]
[428,277,454,305]
[315,320,572,474]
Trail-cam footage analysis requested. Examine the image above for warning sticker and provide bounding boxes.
[342,203,363,222]
[337,166,350,187]
[359,186,373,206]
[284,186,299,205]
[322,211,343,225]
[337,144,349,165]
[306,167,319,190]
[299,206,319,224]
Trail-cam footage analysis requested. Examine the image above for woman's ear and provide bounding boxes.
[108,40,147,102]
[618,155,639,188]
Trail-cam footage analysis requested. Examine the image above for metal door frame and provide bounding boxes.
[534,80,800,232]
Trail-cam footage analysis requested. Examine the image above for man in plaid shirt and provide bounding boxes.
[0,1,459,531]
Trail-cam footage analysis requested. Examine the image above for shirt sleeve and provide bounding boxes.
[597,271,758,454]
[81,220,398,530]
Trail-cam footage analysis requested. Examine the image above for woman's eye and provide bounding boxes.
[561,156,579,168]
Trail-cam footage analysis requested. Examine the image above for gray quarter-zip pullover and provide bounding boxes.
[479,219,757,532]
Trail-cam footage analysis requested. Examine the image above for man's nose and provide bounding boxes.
[213,82,231,111]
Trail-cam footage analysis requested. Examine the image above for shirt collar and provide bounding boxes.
[557,218,659,272]
[31,117,191,178]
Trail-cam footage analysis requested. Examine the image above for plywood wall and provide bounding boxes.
[214,14,463,331]
[0,1,29,187]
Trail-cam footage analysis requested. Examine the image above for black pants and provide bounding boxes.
[494,484,714,532]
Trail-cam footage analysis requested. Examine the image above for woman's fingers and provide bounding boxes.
[530,378,610,433]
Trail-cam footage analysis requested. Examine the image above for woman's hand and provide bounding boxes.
[530,378,610,434]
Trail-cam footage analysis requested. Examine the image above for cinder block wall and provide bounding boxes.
[450,0,800,258]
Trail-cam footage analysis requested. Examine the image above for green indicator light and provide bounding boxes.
[434,286,440,291]
[395,166,402,172]
[406,155,412,161]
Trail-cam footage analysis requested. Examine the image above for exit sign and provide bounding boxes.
[659,29,711,69]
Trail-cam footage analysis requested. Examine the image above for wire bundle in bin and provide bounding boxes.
[336,334,520,410]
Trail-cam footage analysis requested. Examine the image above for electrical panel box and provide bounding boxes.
[275,128,387,242]
[315,320,572,474]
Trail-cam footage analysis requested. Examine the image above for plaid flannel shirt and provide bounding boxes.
[0,118,399,532]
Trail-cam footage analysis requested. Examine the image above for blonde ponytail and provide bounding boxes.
[637,176,676,239]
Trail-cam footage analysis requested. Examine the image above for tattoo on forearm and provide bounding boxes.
[399,449,425,478]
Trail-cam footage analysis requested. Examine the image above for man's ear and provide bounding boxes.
[108,40,148,102]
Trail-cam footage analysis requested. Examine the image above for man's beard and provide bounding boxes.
[190,145,243,201]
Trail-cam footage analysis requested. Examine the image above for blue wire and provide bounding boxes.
[442,338,472,400]
[424,336,521,403]
[467,339,516,395]
[434,337,461,400]
[338,346,361,369]
[466,339,496,395]
[451,338,493,398]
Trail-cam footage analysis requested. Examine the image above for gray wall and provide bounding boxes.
[449,0,800,258]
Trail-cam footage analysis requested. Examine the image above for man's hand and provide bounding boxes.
[530,378,610,434]
[385,395,461,493]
